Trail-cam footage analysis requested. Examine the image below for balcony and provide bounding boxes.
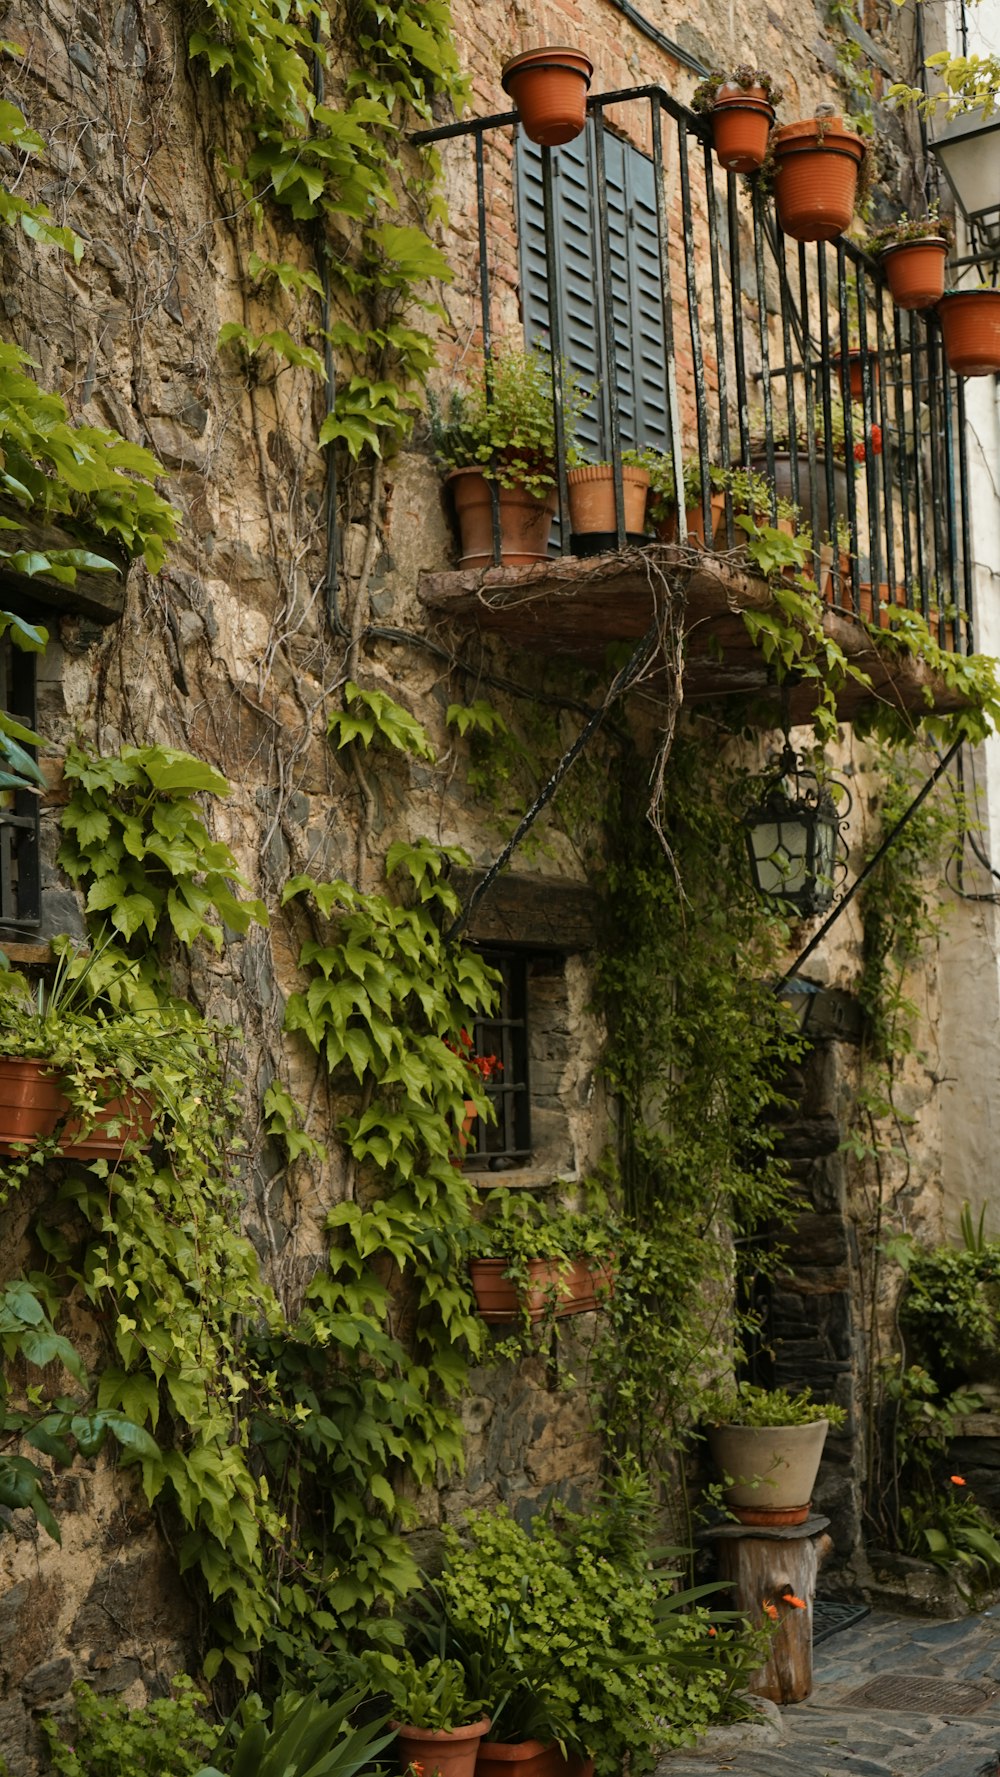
[415,85,977,727]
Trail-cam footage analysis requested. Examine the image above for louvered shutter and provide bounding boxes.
[514,125,669,457]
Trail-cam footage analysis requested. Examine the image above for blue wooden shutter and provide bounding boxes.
[514,124,669,457]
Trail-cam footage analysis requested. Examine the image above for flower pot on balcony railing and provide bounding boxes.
[832,348,879,404]
[501,47,593,147]
[770,112,867,243]
[691,66,782,174]
[937,288,1000,377]
[876,230,950,312]
[566,461,649,550]
[432,346,587,568]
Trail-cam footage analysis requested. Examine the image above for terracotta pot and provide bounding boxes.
[501,48,593,147]
[395,1719,492,1777]
[859,582,906,628]
[447,468,556,568]
[477,1745,594,1777]
[656,491,727,547]
[937,289,1000,377]
[0,1056,153,1158]
[822,549,853,605]
[750,451,849,538]
[469,1256,614,1324]
[706,1419,830,1524]
[880,236,948,311]
[771,117,864,242]
[710,89,775,173]
[832,349,879,403]
[566,463,649,536]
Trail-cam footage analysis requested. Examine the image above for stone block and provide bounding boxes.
[21,1658,73,1709]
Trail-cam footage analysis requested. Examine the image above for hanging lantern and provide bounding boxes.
[741,741,848,917]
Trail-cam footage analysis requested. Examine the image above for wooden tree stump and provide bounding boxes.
[709,1516,831,1704]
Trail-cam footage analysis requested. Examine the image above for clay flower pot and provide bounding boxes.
[656,492,727,547]
[880,236,949,311]
[706,1419,830,1525]
[832,349,879,403]
[501,47,593,147]
[477,1744,595,1777]
[0,1056,153,1158]
[469,1256,614,1324]
[394,1719,492,1777]
[771,116,865,242]
[566,463,649,538]
[937,289,1000,377]
[710,85,775,173]
[446,467,556,568]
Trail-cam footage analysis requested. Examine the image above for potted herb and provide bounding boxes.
[565,456,650,546]
[769,110,870,242]
[469,1191,615,1324]
[431,349,584,569]
[701,1381,846,1526]
[501,47,594,148]
[0,945,166,1159]
[691,66,782,173]
[361,1653,491,1777]
[937,286,1000,378]
[868,212,952,311]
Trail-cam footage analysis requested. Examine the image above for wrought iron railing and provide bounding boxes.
[415,85,973,651]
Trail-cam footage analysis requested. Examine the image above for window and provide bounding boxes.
[466,951,531,1168]
[0,636,40,933]
[515,124,669,459]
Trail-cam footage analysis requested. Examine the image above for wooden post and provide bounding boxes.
[705,1515,831,1705]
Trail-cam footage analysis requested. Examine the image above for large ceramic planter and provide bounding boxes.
[501,48,593,147]
[937,290,1000,377]
[0,1056,153,1158]
[771,117,864,242]
[710,86,775,173]
[566,464,649,540]
[880,236,948,312]
[750,451,849,538]
[477,1744,594,1777]
[447,468,556,568]
[706,1419,830,1525]
[394,1720,492,1777]
[469,1256,613,1324]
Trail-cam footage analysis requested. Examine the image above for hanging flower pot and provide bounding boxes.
[879,235,949,311]
[937,289,1000,377]
[566,463,649,547]
[710,86,776,173]
[771,115,865,243]
[832,348,879,403]
[447,468,557,569]
[501,48,594,147]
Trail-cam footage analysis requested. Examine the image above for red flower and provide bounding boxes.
[871,424,883,455]
[951,1474,967,1485]
[783,1592,806,1609]
[763,1600,778,1621]
[854,425,883,461]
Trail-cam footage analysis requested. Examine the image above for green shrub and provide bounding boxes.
[42,1676,213,1777]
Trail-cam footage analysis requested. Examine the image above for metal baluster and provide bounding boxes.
[752,183,776,522]
[704,137,733,545]
[541,142,572,555]
[593,107,626,549]
[925,320,949,637]
[677,118,712,541]
[940,319,960,645]
[776,228,800,530]
[799,243,824,598]
[956,375,974,651]
[652,101,688,543]
[819,246,855,612]
[476,132,502,565]
[891,305,914,607]
[909,312,929,617]
[872,269,896,604]
[729,178,751,472]
[855,254,883,603]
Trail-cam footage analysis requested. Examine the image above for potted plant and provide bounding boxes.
[831,346,879,403]
[432,349,585,569]
[769,110,869,242]
[691,66,782,173]
[362,1653,491,1777]
[469,1191,615,1324]
[701,1381,846,1526]
[868,212,952,311]
[565,456,650,547]
[747,399,855,539]
[501,48,593,147]
[937,287,1000,377]
[0,945,163,1159]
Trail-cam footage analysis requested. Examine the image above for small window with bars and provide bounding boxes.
[465,952,531,1169]
[0,636,41,934]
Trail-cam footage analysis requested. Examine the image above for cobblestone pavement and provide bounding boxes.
[657,1609,1000,1776]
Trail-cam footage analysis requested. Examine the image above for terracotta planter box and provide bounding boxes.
[394,1719,491,1777]
[469,1256,614,1324]
[0,1056,153,1158]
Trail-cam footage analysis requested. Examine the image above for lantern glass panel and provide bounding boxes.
[750,813,809,896]
[931,109,1000,234]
